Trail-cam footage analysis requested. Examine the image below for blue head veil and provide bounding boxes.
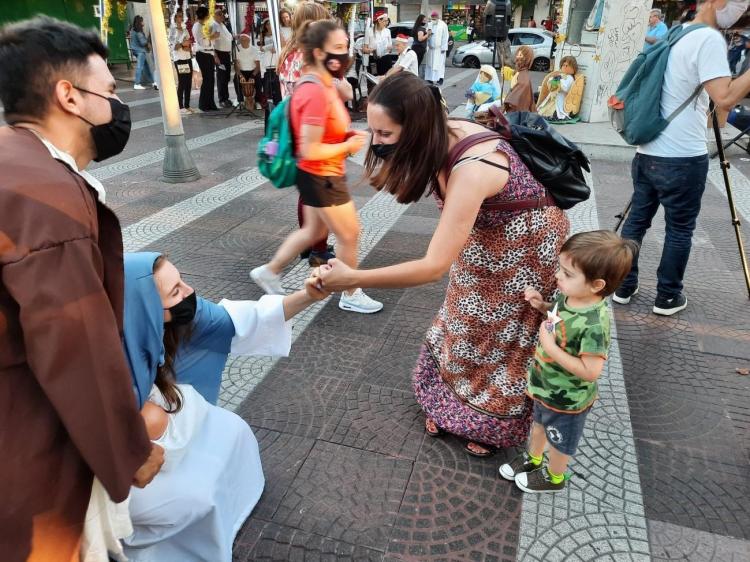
[123,252,164,409]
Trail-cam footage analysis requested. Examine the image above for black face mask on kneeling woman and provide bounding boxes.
[166,292,197,325]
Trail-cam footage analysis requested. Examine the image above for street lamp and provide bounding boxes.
[146,0,200,183]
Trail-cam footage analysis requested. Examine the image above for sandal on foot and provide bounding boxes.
[465,441,495,457]
[424,418,444,437]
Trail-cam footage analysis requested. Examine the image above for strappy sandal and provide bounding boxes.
[424,417,444,437]
[465,441,496,458]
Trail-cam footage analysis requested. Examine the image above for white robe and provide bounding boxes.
[82,297,291,562]
[424,20,449,82]
[124,385,263,562]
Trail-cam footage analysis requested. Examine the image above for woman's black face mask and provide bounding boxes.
[370,143,397,160]
[166,292,197,325]
[324,52,351,79]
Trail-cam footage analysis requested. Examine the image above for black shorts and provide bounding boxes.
[296,169,351,208]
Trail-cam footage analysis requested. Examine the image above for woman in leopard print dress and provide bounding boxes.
[318,73,569,455]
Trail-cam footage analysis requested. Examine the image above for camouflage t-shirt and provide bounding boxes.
[527,294,610,412]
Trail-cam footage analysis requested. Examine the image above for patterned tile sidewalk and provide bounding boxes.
[99,71,750,560]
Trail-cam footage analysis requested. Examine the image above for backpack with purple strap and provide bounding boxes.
[444,108,591,211]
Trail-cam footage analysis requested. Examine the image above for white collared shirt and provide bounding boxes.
[192,21,213,53]
[33,132,107,203]
[212,21,232,52]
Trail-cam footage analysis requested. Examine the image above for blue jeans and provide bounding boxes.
[134,51,153,85]
[620,153,708,299]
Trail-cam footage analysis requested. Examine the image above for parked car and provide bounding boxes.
[451,27,554,71]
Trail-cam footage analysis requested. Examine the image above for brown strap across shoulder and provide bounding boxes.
[442,129,556,212]
[443,131,502,180]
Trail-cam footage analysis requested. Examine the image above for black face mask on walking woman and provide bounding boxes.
[73,87,132,162]
[324,52,351,80]
[371,143,397,160]
[167,292,197,326]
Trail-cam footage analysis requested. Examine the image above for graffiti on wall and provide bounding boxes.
[594,0,651,108]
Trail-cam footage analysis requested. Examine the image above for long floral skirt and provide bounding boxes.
[413,345,533,448]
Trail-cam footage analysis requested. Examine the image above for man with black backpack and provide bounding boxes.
[613,0,750,316]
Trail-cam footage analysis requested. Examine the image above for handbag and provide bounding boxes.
[472,107,591,210]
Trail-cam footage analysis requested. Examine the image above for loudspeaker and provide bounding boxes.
[484,0,511,41]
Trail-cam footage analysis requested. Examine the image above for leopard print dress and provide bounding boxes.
[413,139,569,448]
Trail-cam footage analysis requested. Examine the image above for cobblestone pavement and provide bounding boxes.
[95,66,750,560]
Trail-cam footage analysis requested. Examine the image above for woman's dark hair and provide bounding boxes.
[412,15,426,36]
[261,18,272,39]
[299,19,341,66]
[196,6,209,21]
[153,256,187,413]
[0,16,108,123]
[365,72,452,204]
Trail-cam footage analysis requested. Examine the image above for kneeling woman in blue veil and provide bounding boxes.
[119,251,327,562]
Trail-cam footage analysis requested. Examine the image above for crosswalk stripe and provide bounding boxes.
[90,120,263,181]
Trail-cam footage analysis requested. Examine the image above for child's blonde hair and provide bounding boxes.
[560,230,638,296]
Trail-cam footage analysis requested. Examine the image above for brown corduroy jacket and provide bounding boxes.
[0,127,152,561]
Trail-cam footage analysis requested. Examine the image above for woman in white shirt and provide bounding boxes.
[258,19,281,107]
[364,12,393,76]
[280,9,293,47]
[169,12,194,114]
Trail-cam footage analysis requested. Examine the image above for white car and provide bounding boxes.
[452,27,555,71]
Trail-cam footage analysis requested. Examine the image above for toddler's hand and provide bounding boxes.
[538,321,557,354]
[524,286,545,311]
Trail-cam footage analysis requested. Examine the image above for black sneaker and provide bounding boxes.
[612,285,638,305]
[498,451,541,481]
[308,249,335,267]
[514,467,566,493]
[653,293,687,316]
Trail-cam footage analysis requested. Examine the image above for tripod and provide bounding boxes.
[710,105,750,298]
[613,106,750,298]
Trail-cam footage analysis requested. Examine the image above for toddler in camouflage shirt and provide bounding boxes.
[499,230,637,493]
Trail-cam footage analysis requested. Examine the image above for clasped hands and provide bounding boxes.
[306,259,356,297]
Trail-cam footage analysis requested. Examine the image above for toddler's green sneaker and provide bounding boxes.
[515,467,567,493]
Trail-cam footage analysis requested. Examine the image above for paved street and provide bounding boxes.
[99,65,750,561]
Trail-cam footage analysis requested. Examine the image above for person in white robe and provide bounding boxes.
[80,251,328,562]
[424,11,449,85]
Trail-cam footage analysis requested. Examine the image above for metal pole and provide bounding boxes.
[613,198,631,233]
[145,0,200,183]
[711,106,750,298]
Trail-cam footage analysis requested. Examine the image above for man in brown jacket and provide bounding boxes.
[0,17,163,561]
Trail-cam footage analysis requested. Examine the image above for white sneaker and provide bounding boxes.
[179,108,190,115]
[338,289,383,314]
[250,265,284,295]
[133,84,146,90]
